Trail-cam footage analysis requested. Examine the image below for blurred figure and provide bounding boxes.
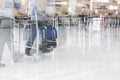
[25,7,53,56]
[0,17,12,67]
[114,10,118,27]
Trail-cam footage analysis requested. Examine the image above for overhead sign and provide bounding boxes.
[93,0,109,3]
[46,0,64,6]
[50,2,67,5]
[109,5,118,10]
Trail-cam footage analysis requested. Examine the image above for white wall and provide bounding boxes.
[0,0,14,18]
[45,0,54,15]
[28,0,46,11]
[68,0,76,15]
[46,6,54,15]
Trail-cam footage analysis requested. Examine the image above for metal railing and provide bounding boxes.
[55,16,120,30]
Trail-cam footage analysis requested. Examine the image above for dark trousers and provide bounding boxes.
[26,24,42,50]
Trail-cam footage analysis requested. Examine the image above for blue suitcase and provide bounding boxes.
[39,25,57,53]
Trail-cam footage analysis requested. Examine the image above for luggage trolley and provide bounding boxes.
[13,17,41,61]
[13,16,57,62]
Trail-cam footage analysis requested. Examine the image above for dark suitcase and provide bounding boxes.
[39,25,57,53]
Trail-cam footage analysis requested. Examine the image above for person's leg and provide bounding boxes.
[25,24,36,56]
[0,18,13,67]
[0,40,6,67]
[0,28,10,67]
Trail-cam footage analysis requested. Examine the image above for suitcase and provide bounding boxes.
[39,25,57,53]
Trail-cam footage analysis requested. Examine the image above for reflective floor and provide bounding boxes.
[0,26,120,80]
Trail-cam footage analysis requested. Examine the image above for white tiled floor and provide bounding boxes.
[0,26,120,80]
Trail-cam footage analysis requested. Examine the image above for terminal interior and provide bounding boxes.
[0,0,120,80]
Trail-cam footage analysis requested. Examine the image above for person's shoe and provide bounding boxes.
[13,52,24,62]
[0,63,5,67]
[25,48,32,56]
